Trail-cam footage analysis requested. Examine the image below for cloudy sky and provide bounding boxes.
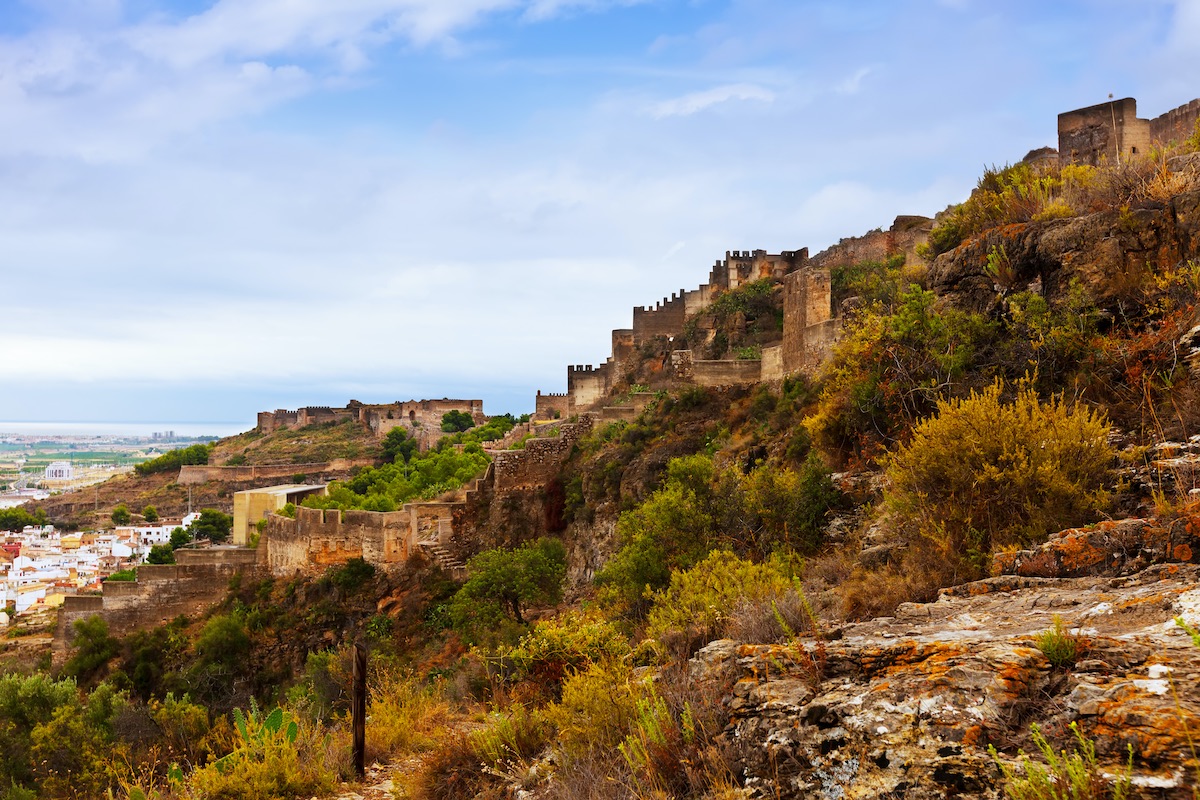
[1,0,1197,429]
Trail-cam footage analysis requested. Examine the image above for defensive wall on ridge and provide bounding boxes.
[1058,96,1200,166]
[178,459,374,485]
[549,216,939,413]
[490,417,594,490]
[54,548,260,662]
[256,398,485,442]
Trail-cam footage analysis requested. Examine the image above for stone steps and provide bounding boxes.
[418,540,466,578]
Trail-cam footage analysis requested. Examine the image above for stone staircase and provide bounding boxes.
[418,539,467,580]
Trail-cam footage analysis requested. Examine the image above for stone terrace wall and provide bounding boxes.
[691,359,763,387]
[492,417,593,490]
[178,458,373,485]
[55,548,260,662]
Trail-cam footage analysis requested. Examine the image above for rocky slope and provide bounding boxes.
[701,515,1200,799]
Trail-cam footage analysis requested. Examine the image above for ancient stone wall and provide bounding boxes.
[55,549,260,661]
[567,364,612,412]
[1150,98,1200,147]
[632,290,690,344]
[760,345,784,382]
[178,459,373,485]
[257,399,484,440]
[691,359,763,387]
[257,410,298,434]
[262,505,415,575]
[709,249,808,291]
[491,417,593,490]
[534,391,570,420]
[1059,97,1151,165]
[809,216,931,271]
[781,267,837,375]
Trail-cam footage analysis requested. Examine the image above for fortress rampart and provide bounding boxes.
[491,417,593,490]
[178,459,373,485]
[257,398,485,442]
[1059,96,1200,166]
[55,548,260,662]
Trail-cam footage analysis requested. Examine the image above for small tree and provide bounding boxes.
[449,538,567,626]
[110,504,132,526]
[169,527,191,550]
[189,509,233,543]
[146,544,176,565]
[381,427,418,464]
[142,505,159,523]
[62,616,119,687]
[440,410,475,433]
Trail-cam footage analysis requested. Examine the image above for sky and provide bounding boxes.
[1,0,1198,429]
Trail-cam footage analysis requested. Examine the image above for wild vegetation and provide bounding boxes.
[14,130,1200,799]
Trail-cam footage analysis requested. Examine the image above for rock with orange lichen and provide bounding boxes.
[707,562,1200,799]
[994,515,1200,579]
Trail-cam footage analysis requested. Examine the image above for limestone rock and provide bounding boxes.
[711,562,1200,799]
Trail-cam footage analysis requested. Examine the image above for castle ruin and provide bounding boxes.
[1058,96,1200,166]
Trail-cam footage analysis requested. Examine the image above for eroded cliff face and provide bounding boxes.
[929,188,1200,312]
[700,519,1200,799]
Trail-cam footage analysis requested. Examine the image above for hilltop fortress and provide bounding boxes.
[57,95,1200,658]
[536,217,933,419]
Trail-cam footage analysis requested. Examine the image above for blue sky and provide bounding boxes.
[1,0,1197,429]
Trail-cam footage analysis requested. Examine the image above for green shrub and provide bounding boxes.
[181,703,333,800]
[146,543,176,565]
[448,539,566,636]
[142,505,159,523]
[598,454,837,618]
[497,610,629,686]
[547,660,644,759]
[62,616,119,686]
[327,557,375,593]
[1036,616,1084,668]
[989,722,1131,800]
[135,444,212,476]
[441,410,475,433]
[806,285,999,456]
[188,509,233,543]
[885,381,1113,557]
[111,503,132,526]
[646,551,794,646]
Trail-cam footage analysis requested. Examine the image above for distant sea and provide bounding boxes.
[0,421,251,438]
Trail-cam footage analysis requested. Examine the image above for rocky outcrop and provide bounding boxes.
[705,557,1200,798]
[929,189,1200,312]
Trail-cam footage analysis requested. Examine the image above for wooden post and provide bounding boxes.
[351,641,367,778]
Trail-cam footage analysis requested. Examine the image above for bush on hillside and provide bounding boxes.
[134,443,212,476]
[885,381,1113,559]
[597,453,839,618]
[447,538,567,639]
[645,550,797,649]
[806,284,999,460]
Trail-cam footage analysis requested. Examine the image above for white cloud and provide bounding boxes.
[649,82,774,118]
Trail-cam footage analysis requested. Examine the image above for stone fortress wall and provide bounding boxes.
[1058,96,1200,166]
[549,222,932,418]
[257,398,486,451]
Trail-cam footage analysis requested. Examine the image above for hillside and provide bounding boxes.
[15,138,1200,800]
[27,419,383,529]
